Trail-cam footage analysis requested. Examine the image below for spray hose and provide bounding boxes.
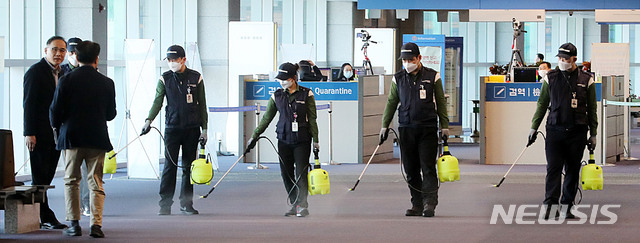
[527,131,586,205]
[388,128,441,194]
[200,135,310,206]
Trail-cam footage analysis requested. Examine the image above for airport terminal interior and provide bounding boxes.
[1,0,640,242]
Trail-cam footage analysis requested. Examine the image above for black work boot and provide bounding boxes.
[423,204,436,217]
[405,205,423,216]
[158,207,171,215]
[560,205,576,219]
[544,205,560,220]
[284,205,297,216]
[180,206,199,215]
[296,206,309,217]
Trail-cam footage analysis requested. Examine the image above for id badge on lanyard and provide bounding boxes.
[186,86,194,104]
[420,84,427,100]
[571,92,577,108]
[292,113,299,132]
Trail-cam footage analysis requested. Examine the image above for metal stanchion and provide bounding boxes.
[323,102,340,165]
[248,103,268,170]
[602,99,607,166]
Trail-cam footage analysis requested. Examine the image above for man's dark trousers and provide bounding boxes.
[29,130,61,223]
[277,141,311,208]
[398,126,439,208]
[159,127,200,208]
[544,126,587,206]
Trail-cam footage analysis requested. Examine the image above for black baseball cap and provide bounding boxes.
[556,43,577,59]
[166,45,185,60]
[67,37,82,52]
[275,62,298,80]
[399,42,420,60]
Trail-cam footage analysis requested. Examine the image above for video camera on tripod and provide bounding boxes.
[507,18,526,81]
[357,30,376,75]
[357,30,377,50]
[512,18,527,38]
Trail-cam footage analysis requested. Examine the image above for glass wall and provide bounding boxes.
[421,11,640,131]
[0,0,56,175]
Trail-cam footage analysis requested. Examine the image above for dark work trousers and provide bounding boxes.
[544,127,587,206]
[159,127,200,208]
[29,130,62,223]
[398,126,439,207]
[277,140,311,208]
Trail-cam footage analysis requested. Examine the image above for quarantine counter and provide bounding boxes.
[242,75,393,164]
[480,76,604,165]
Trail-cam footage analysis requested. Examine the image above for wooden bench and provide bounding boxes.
[0,185,53,233]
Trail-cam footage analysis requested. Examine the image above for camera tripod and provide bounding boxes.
[507,48,524,82]
[361,42,375,75]
[507,18,526,82]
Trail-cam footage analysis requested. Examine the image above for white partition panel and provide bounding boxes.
[592,43,630,159]
[125,39,160,179]
[228,22,276,154]
[0,37,3,73]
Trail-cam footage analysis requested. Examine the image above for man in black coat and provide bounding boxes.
[23,36,68,230]
[50,40,116,238]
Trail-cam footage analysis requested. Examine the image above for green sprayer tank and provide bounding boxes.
[104,150,117,174]
[437,137,460,183]
[581,147,603,190]
[191,142,213,185]
[308,147,330,195]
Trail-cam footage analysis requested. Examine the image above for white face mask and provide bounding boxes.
[558,60,572,71]
[403,61,419,73]
[168,61,182,72]
[344,71,353,79]
[538,70,548,78]
[278,79,293,89]
[67,53,78,67]
[535,57,541,63]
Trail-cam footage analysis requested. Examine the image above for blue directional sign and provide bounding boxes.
[245,81,359,101]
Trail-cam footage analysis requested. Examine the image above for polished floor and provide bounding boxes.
[2,143,640,242]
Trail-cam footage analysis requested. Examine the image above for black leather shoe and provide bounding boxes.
[423,205,436,217]
[158,207,171,215]
[63,225,81,236]
[41,221,68,230]
[90,225,104,238]
[405,206,423,216]
[180,206,199,215]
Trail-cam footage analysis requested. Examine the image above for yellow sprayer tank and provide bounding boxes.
[437,139,460,183]
[191,146,213,185]
[581,151,603,190]
[308,148,330,195]
[103,150,117,174]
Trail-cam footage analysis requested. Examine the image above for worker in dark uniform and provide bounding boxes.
[23,36,69,229]
[379,42,449,217]
[140,45,208,216]
[246,62,320,217]
[528,43,597,219]
[60,37,81,74]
